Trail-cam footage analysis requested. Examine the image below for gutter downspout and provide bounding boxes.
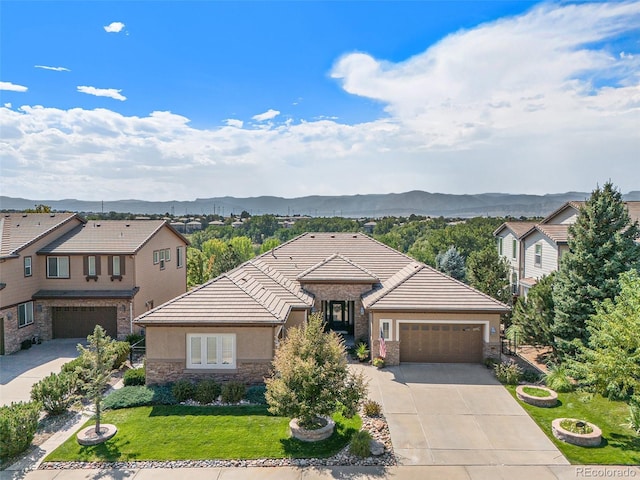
[130,301,134,334]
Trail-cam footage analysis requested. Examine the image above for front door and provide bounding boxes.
[329,301,347,332]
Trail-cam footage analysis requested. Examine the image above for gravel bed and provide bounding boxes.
[40,409,396,470]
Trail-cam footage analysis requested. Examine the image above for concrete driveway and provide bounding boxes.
[354,363,569,466]
[0,338,83,406]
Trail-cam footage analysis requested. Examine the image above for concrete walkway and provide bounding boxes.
[0,339,83,406]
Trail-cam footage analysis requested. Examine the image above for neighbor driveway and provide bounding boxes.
[0,339,83,406]
[353,362,569,466]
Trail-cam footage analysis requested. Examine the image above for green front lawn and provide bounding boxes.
[507,386,640,465]
[45,405,361,462]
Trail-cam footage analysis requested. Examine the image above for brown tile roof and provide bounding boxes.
[38,220,187,255]
[137,231,510,326]
[535,224,570,243]
[541,201,585,224]
[493,221,537,239]
[137,274,285,326]
[0,213,79,258]
[362,262,509,313]
[33,288,138,299]
[297,253,379,283]
[257,232,414,282]
[625,201,640,225]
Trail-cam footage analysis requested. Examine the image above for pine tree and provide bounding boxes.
[466,246,510,304]
[435,246,466,281]
[552,182,640,359]
[512,273,556,348]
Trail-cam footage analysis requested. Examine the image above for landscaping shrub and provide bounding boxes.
[362,399,382,417]
[349,430,372,457]
[108,340,131,369]
[61,356,87,374]
[60,356,90,394]
[544,364,574,392]
[125,333,144,345]
[194,379,221,404]
[103,385,176,410]
[221,381,245,404]
[123,367,146,386]
[245,385,267,405]
[522,369,542,384]
[0,401,40,461]
[625,398,640,435]
[172,379,195,403]
[494,360,522,385]
[30,371,77,416]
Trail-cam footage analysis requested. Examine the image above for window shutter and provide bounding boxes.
[120,255,126,275]
[83,256,88,275]
[108,256,113,275]
[96,255,102,275]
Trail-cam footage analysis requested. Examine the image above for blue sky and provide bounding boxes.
[1,1,639,202]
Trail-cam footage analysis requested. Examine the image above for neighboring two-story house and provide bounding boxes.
[0,213,188,355]
[495,201,640,297]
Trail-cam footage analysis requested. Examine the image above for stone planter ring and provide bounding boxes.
[289,417,335,442]
[516,385,558,407]
[552,418,602,447]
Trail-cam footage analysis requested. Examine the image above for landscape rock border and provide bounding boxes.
[516,385,558,407]
[552,418,602,447]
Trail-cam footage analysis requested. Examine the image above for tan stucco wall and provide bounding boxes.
[132,227,188,321]
[35,254,135,290]
[284,309,307,334]
[146,325,275,362]
[369,311,502,365]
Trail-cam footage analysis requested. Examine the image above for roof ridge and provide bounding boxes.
[364,262,423,306]
[226,268,287,321]
[5,212,80,257]
[249,260,313,305]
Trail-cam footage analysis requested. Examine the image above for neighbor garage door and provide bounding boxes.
[399,323,483,363]
[52,306,117,339]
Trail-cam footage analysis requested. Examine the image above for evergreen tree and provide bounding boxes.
[435,246,466,281]
[512,273,556,348]
[466,246,510,304]
[552,182,640,358]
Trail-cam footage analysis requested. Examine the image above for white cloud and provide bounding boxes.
[34,65,71,72]
[1,2,639,202]
[104,21,125,33]
[252,109,280,122]
[225,119,244,128]
[0,81,28,92]
[4,103,11,108]
[77,86,127,101]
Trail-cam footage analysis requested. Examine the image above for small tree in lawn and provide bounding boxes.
[77,325,115,435]
[265,313,367,430]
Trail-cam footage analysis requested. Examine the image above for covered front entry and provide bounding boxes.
[399,322,483,363]
[322,300,354,335]
[52,306,118,339]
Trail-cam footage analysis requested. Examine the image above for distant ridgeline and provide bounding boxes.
[2,191,639,218]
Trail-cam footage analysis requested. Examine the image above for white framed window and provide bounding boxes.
[18,301,34,327]
[534,244,542,267]
[47,256,69,278]
[512,239,517,260]
[24,256,32,277]
[497,238,503,256]
[159,249,165,269]
[164,248,171,262]
[112,255,121,276]
[380,319,392,341]
[187,334,236,369]
[153,250,159,265]
[87,255,96,276]
[176,246,184,268]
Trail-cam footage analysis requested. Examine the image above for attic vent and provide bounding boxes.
[310,235,315,238]
[352,235,357,238]
[330,235,335,238]
[125,224,130,227]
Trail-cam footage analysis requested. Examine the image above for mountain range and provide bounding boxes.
[2,191,639,218]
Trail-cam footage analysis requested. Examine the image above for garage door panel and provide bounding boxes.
[52,307,117,339]
[400,323,483,363]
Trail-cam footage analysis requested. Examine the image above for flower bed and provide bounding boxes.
[516,385,558,407]
[552,418,602,447]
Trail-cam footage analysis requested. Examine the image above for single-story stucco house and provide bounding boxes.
[136,232,509,385]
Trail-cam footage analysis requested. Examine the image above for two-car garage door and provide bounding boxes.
[399,323,483,363]
[52,306,118,339]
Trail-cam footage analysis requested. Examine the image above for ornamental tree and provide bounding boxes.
[265,313,367,429]
[77,325,115,435]
[572,270,640,400]
[435,246,466,281]
[552,182,640,358]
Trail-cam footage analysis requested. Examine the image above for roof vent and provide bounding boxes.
[22,214,27,217]
[125,224,130,227]
[330,235,335,238]
[310,235,315,238]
